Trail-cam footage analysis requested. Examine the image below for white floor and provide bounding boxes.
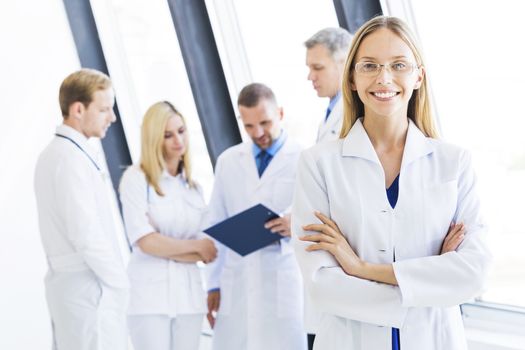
[127,320,213,350]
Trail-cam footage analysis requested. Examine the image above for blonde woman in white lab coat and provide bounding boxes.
[292,16,491,350]
[119,101,217,350]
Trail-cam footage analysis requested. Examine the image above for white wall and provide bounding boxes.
[0,1,80,348]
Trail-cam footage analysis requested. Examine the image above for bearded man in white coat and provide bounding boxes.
[305,27,352,144]
[206,83,307,350]
[34,69,129,350]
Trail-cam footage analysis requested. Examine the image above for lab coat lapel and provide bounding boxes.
[400,119,435,169]
[56,124,100,167]
[238,143,260,188]
[317,98,343,141]
[257,137,293,187]
[341,119,381,164]
[340,118,435,166]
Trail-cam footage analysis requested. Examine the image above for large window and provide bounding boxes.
[408,0,525,307]
[208,0,339,148]
[92,0,215,199]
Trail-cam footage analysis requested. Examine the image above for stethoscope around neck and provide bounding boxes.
[55,133,101,171]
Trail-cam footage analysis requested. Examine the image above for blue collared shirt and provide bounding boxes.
[325,91,342,122]
[252,130,287,169]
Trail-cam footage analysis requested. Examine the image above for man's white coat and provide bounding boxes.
[207,137,306,350]
[316,97,343,143]
[34,125,129,350]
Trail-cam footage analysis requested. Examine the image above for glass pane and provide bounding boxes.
[230,0,339,147]
[410,0,525,307]
[94,0,215,199]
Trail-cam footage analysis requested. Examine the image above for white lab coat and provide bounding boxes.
[292,119,491,350]
[305,94,344,335]
[119,166,207,316]
[316,96,343,143]
[207,137,307,350]
[119,166,207,349]
[34,124,129,350]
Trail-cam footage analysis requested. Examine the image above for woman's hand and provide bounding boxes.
[300,211,398,285]
[300,211,363,276]
[197,238,218,263]
[440,223,466,254]
[299,212,465,286]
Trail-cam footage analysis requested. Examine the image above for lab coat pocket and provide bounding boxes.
[277,268,303,318]
[423,180,458,254]
[148,198,183,232]
[272,179,295,213]
[440,306,467,349]
[188,265,207,313]
[46,270,104,322]
[182,190,208,234]
[182,188,207,211]
[128,262,167,313]
[314,314,353,348]
[129,261,167,283]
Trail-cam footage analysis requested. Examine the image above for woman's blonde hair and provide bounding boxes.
[340,16,438,138]
[140,101,194,196]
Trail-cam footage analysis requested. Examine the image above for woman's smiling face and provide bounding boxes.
[351,28,424,120]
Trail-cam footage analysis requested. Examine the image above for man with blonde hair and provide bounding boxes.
[34,68,129,349]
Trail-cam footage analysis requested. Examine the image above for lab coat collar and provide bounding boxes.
[341,118,380,163]
[238,134,299,184]
[161,168,182,179]
[341,118,435,168]
[56,124,89,147]
[401,119,435,168]
[160,168,194,189]
[55,124,98,161]
[240,132,297,157]
[252,129,287,158]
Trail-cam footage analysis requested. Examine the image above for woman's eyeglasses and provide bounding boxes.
[354,61,420,76]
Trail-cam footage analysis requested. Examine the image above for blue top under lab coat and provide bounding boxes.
[387,175,401,350]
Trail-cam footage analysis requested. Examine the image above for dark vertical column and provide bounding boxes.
[62,0,132,194]
[166,0,241,167]
[333,0,383,33]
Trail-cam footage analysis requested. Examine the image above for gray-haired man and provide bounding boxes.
[305,27,352,143]
[304,27,352,349]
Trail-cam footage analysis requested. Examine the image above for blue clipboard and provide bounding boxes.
[204,204,281,256]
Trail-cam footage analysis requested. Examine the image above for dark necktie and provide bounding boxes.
[257,150,272,177]
[325,105,332,122]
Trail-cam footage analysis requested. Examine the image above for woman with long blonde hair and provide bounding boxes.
[292,16,491,350]
[119,101,217,349]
